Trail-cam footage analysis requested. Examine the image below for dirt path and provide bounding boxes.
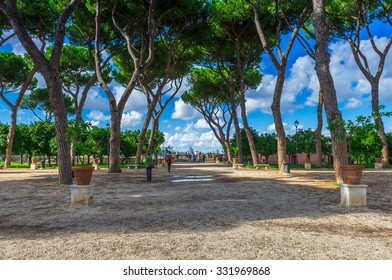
[1,163,392,259]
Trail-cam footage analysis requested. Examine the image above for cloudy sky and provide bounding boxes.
[1,23,391,153]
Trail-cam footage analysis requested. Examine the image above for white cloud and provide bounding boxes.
[344,98,363,109]
[86,110,111,121]
[113,84,147,113]
[164,129,221,152]
[1,32,45,55]
[84,88,109,111]
[194,118,210,129]
[171,99,200,120]
[164,121,221,152]
[267,123,276,131]
[121,111,143,128]
[86,110,142,129]
[267,122,300,134]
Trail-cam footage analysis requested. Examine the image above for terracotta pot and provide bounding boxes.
[71,166,95,185]
[304,156,311,163]
[92,158,99,164]
[375,157,382,163]
[232,158,238,164]
[158,158,163,164]
[32,158,37,164]
[340,165,364,185]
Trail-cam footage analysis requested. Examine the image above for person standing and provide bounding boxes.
[145,152,153,182]
[165,153,173,172]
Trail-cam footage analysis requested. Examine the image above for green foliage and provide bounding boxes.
[183,67,229,106]
[346,115,382,164]
[0,51,31,92]
[257,133,277,161]
[0,122,9,157]
[121,130,139,160]
[231,128,277,160]
[28,121,57,158]
[296,128,316,156]
[325,0,387,39]
[16,0,67,41]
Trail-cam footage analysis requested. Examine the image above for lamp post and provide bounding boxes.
[106,122,110,169]
[294,120,299,169]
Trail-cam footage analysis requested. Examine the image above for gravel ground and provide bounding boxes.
[1,162,392,259]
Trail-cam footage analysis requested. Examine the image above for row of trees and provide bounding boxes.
[1,0,391,184]
[234,118,392,167]
[0,121,164,165]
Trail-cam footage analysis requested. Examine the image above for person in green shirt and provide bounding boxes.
[145,152,153,181]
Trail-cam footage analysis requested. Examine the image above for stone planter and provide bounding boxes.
[374,158,383,169]
[340,184,367,208]
[304,163,311,170]
[70,184,94,206]
[340,165,364,185]
[71,166,95,185]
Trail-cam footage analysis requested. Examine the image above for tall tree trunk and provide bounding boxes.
[340,3,392,167]
[229,90,243,163]
[147,117,158,154]
[236,41,258,166]
[232,109,243,163]
[135,107,154,165]
[249,0,310,172]
[4,108,17,168]
[313,0,348,183]
[272,72,287,173]
[2,63,38,168]
[108,108,122,173]
[46,77,73,183]
[315,89,323,168]
[371,82,388,165]
[240,102,258,165]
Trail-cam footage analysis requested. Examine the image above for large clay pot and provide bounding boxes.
[92,158,99,164]
[340,165,364,185]
[232,158,238,164]
[71,166,95,185]
[375,157,382,163]
[32,158,37,164]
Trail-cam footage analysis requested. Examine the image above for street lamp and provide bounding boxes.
[106,122,110,169]
[294,120,299,169]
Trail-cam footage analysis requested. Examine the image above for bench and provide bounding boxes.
[257,164,270,170]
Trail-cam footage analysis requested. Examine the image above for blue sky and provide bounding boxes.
[1,23,391,153]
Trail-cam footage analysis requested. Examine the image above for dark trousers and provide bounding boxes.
[167,162,172,172]
[146,167,152,181]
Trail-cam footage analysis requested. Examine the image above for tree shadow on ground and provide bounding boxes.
[0,164,391,241]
